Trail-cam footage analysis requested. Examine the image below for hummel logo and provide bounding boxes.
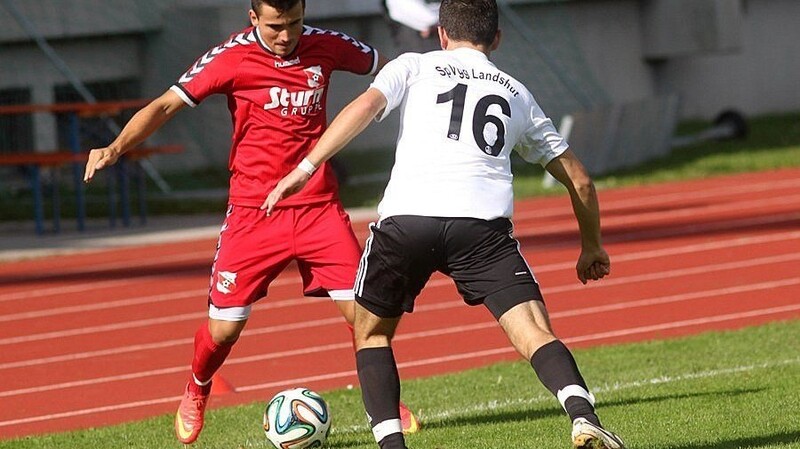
[275,57,300,68]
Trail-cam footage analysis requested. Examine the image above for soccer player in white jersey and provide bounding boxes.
[266,0,625,448]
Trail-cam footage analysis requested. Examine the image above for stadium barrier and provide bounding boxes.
[0,100,182,235]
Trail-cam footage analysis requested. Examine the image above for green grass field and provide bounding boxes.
[4,320,799,448]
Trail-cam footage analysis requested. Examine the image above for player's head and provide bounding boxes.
[250,0,305,14]
[249,0,306,57]
[439,0,500,50]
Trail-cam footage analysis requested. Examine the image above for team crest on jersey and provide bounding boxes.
[304,66,324,88]
[216,271,238,294]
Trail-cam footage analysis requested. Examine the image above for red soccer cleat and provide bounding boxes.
[399,400,420,434]
[175,383,211,444]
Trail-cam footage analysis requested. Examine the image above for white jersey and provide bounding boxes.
[370,47,568,220]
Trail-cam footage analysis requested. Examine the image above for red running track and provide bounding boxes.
[1,168,799,439]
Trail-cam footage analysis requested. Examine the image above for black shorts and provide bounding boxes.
[354,215,543,319]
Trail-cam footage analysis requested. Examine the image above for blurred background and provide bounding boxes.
[1,0,798,228]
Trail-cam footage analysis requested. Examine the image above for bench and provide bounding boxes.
[0,145,183,235]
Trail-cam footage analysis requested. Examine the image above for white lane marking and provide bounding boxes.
[2,175,798,303]
[2,285,799,397]
[3,228,799,322]
[2,249,799,347]
[1,304,797,428]
[514,176,800,221]
[0,272,301,304]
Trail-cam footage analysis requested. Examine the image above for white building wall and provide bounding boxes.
[1,0,798,170]
[652,0,800,118]
[567,0,656,105]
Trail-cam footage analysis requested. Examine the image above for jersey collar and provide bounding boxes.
[451,47,490,61]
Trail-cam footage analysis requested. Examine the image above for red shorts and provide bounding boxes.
[208,201,362,308]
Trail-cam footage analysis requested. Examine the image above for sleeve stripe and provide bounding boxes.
[366,48,379,76]
[170,84,198,108]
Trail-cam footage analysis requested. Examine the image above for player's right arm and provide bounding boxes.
[84,89,186,182]
[263,87,388,214]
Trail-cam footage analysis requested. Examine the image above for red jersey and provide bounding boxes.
[171,26,379,207]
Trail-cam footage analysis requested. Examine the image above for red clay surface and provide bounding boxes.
[1,168,799,439]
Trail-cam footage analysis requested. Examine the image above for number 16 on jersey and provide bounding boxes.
[436,83,511,157]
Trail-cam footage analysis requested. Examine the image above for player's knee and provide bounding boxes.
[208,319,247,345]
[354,333,393,351]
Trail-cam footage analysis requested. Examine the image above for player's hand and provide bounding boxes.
[576,246,610,284]
[84,147,121,183]
[262,168,311,216]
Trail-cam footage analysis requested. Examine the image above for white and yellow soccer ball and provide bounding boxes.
[263,387,331,449]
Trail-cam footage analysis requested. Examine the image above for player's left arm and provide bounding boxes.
[545,149,610,284]
[262,88,388,214]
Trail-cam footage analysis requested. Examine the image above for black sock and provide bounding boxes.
[356,347,406,449]
[530,340,600,426]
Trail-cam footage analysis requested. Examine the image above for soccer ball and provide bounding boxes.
[263,387,331,448]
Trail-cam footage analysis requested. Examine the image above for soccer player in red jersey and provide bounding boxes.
[84,0,418,444]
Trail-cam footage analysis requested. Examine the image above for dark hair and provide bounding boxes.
[251,0,305,15]
[439,0,498,47]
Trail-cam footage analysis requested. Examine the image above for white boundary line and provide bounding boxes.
[0,271,302,304]
[1,176,798,302]
[334,356,800,435]
[513,176,800,221]
[2,228,799,322]
[3,249,799,346]
[1,305,798,428]
[2,283,799,397]
[2,247,799,348]
[1,173,799,429]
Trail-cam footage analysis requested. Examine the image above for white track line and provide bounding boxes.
[598,212,800,247]
[0,250,211,281]
[514,176,800,221]
[1,304,797,428]
[0,272,302,304]
[421,251,800,295]
[4,250,798,370]
[0,284,315,323]
[2,202,796,308]
[534,229,800,273]
[3,250,799,346]
[0,290,204,323]
[0,173,800,302]
[519,194,800,237]
[2,277,798,397]
[3,227,799,322]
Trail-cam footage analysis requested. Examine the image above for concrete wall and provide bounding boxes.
[651,0,800,118]
[0,0,162,42]
[1,0,799,171]
[567,1,656,105]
